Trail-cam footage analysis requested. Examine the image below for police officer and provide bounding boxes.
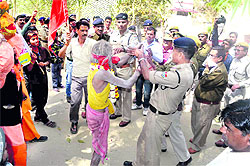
[88,18,110,41]
[38,17,50,51]
[192,32,211,75]
[124,37,196,166]
[109,13,139,127]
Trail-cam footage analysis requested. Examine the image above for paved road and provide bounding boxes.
[27,70,225,166]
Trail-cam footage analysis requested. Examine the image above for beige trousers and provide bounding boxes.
[161,111,191,162]
[191,98,220,151]
[135,110,172,166]
[115,67,133,122]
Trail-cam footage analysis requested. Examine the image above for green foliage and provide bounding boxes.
[111,0,172,27]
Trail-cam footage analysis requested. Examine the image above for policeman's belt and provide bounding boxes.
[67,57,73,62]
[150,104,176,115]
[39,38,48,43]
[196,98,219,105]
[121,64,130,68]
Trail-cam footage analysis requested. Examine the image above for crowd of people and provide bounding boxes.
[0,1,250,165]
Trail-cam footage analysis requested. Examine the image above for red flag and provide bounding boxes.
[48,0,68,50]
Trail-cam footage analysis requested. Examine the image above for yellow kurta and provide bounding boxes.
[87,68,114,114]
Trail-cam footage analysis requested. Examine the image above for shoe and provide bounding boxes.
[53,88,60,92]
[44,120,57,128]
[189,138,193,143]
[143,107,149,116]
[131,104,142,110]
[188,147,199,154]
[119,120,131,127]
[70,122,78,134]
[164,134,169,137]
[109,114,122,119]
[81,112,86,119]
[161,148,167,152]
[29,136,48,143]
[123,161,133,166]
[66,96,71,103]
[215,139,228,148]
[176,157,192,166]
[212,129,222,135]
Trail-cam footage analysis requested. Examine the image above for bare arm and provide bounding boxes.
[95,69,140,89]
[58,32,71,58]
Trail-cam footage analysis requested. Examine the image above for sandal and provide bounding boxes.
[44,121,57,128]
[70,122,78,134]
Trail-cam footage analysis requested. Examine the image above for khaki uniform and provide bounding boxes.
[110,29,139,122]
[156,62,191,163]
[88,32,110,42]
[224,55,250,105]
[191,62,228,151]
[192,43,211,70]
[135,63,194,166]
[38,25,49,51]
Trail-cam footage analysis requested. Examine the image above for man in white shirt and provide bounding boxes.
[224,42,250,106]
[207,99,250,166]
[59,20,96,134]
[228,32,238,58]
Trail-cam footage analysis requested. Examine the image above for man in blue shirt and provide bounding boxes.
[131,27,163,116]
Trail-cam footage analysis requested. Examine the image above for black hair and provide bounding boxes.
[229,32,238,38]
[211,46,226,61]
[24,30,37,44]
[220,99,250,136]
[146,26,157,35]
[223,38,233,48]
[175,46,196,60]
[79,18,90,23]
[16,14,26,21]
[105,16,112,21]
[25,16,31,23]
[44,18,50,24]
[76,20,90,29]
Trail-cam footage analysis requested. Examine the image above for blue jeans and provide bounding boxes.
[66,60,73,97]
[51,63,62,88]
[135,74,153,108]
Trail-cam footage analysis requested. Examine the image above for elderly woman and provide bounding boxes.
[86,40,140,166]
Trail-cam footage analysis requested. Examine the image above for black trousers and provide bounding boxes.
[31,82,49,123]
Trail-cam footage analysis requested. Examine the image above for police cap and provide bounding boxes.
[169,26,179,31]
[174,37,197,49]
[116,13,128,20]
[38,17,45,21]
[198,32,208,37]
[143,19,152,26]
[235,42,249,50]
[93,18,104,26]
[128,25,136,31]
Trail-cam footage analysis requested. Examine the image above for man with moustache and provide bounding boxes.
[15,14,26,30]
[109,13,139,127]
[88,18,110,41]
[59,20,97,134]
[207,99,250,165]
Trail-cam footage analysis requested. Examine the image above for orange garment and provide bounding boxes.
[14,64,40,141]
[1,124,27,166]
